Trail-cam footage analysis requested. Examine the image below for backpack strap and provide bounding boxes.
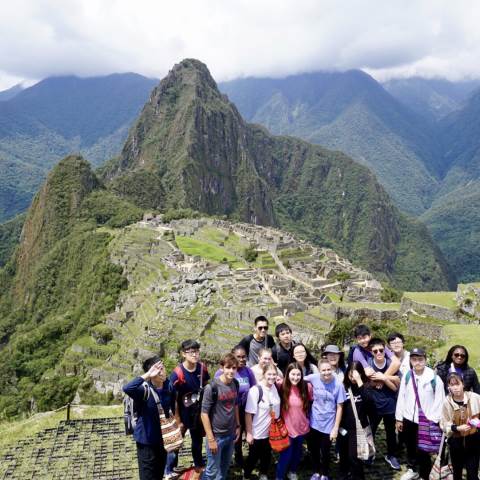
[173,365,185,385]
[256,384,263,404]
[405,370,436,392]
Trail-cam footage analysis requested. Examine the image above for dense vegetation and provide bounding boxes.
[103,59,453,291]
[0,157,142,417]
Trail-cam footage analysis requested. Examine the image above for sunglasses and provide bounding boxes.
[453,353,466,358]
[257,326,268,331]
[371,348,384,354]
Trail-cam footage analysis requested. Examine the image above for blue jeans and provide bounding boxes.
[203,434,235,480]
[276,435,304,479]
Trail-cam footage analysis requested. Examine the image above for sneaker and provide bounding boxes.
[400,469,420,480]
[310,474,321,480]
[385,455,401,470]
[259,475,269,480]
[287,473,298,480]
[320,476,330,480]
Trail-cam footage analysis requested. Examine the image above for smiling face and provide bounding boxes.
[288,368,302,386]
[319,361,333,383]
[233,348,247,368]
[264,367,277,386]
[388,337,404,355]
[356,334,371,349]
[293,345,307,363]
[182,348,200,366]
[452,348,467,367]
[259,351,272,368]
[326,352,340,368]
[223,363,238,382]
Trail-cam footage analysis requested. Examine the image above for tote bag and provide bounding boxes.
[429,434,453,480]
[269,410,290,452]
[348,388,376,461]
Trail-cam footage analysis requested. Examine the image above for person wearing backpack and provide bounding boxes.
[201,353,241,480]
[395,348,445,480]
[170,340,210,471]
[244,363,281,480]
[123,355,175,480]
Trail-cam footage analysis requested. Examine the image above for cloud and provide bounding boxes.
[1,0,479,89]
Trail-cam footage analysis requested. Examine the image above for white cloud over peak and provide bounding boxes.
[1,0,479,89]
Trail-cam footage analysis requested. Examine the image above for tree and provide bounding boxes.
[335,272,351,302]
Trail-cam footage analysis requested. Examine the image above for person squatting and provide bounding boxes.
[123,317,480,480]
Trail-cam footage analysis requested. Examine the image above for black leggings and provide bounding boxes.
[308,428,332,476]
[370,412,397,456]
[244,438,271,478]
[448,433,480,480]
[337,429,364,480]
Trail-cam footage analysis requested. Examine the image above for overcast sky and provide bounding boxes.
[1,0,479,90]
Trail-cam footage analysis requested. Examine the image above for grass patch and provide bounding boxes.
[176,236,245,268]
[436,324,480,371]
[404,291,457,310]
[339,302,401,311]
[0,405,122,450]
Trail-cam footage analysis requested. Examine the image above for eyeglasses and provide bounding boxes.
[184,350,200,355]
[257,326,268,331]
[453,353,466,358]
[371,348,384,354]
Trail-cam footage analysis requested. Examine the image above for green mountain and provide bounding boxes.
[105,59,454,291]
[0,155,142,416]
[383,77,480,122]
[419,89,480,281]
[0,74,157,222]
[219,71,440,215]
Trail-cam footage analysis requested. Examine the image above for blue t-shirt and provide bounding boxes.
[304,373,346,434]
[170,363,210,428]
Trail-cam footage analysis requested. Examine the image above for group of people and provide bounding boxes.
[123,316,480,480]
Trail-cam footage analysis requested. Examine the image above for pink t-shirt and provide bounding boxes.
[282,384,313,437]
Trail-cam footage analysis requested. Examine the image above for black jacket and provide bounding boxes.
[436,361,480,394]
[272,342,295,374]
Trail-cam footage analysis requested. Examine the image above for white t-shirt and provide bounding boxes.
[245,384,281,439]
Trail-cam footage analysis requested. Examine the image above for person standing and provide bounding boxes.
[276,362,313,480]
[367,338,401,470]
[239,316,275,367]
[387,332,411,379]
[292,343,319,376]
[305,358,346,480]
[272,323,295,374]
[322,345,346,384]
[436,345,480,394]
[440,372,480,480]
[215,345,256,468]
[244,363,281,480]
[201,353,241,480]
[337,362,375,480]
[395,348,445,480]
[170,340,210,471]
[123,356,175,480]
[251,348,283,383]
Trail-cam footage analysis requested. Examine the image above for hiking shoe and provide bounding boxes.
[385,455,401,470]
[400,469,420,480]
[287,473,298,480]
[310,474,321,480]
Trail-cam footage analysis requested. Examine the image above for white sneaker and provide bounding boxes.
[400,469,420,480]
[287,473,298,480]
[259,475,269,480]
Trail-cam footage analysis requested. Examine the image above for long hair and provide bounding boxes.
[444,345,469,369]
[282,362,310,414]
[343,361,368,390]
[292,342,318,374]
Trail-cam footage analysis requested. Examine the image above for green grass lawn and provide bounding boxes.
[436,324,480,371]
[175,236,245,268]
[0,405,122,450]
[404,291,457,310]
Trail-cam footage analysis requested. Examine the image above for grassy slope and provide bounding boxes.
[403,291,457,309]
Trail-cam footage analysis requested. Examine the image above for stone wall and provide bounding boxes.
[400,298,459,322]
